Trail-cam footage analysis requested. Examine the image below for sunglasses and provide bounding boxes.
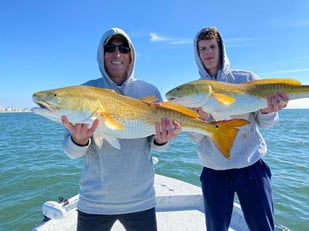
[104,44,130,54]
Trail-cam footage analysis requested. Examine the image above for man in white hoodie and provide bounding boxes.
[188,27,288,231]
[61,27,180,231]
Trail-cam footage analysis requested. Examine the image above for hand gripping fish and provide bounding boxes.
[166,78,309,120]
[32,85,249,159]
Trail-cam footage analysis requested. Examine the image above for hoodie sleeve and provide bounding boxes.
[256,111,279,129]
[63,133,90,159]
[150,135,170,150]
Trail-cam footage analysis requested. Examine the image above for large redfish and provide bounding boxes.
[166,78,309,120]
[32,85,249,159]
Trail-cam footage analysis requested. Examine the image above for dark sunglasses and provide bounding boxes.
[104,44,130,54]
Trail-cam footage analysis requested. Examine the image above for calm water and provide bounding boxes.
[0,110,308,231]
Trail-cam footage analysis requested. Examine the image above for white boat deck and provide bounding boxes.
[32,174,288,231]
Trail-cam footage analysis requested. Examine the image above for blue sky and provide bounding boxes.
[1,0,309,109]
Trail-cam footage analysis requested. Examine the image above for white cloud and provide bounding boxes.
[150,33,171,42]
[225,37,263,48]
[149,32,191,45]
[260,68,309,75]
[168,39,192,45]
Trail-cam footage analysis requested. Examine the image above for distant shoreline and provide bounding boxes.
[0,111,32,113]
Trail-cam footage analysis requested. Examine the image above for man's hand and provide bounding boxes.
[61,115,99,146]
[192,107,210,120]
[260,92,289,114]
[154,118,181,144]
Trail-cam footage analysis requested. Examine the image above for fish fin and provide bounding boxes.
[102,135,121,149]
[200,108,233,121]
[245,78,301,86]
[99,112,124,130]
[210,112,232,121]
[213,93,236,105]
[209,119,250,159]
[156,101,199,118]
[93,136,103,147]
[139,96,158,103]
[93,132,121,149]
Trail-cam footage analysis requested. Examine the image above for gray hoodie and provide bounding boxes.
[63,28,167,214]
[188,28,279,170]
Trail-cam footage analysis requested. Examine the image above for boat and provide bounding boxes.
[32,174,290,231]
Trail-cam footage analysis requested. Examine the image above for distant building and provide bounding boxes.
[0,106,31,112]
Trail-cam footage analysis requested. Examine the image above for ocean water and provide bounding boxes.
[0,110,308,231]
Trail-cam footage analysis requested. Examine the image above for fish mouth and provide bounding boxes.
[34,100,58,112]
[166,95,206,108]
[32,93,58,112]
[166,96,176,101]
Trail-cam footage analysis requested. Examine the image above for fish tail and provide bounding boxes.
[209,119,249,159]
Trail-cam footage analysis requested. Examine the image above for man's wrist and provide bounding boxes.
[71,136,89,147]
[153,139,168,146]
[260,109,269,114]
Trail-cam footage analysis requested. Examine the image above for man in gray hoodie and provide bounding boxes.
[188,27,288,231]
[61,27,180,231]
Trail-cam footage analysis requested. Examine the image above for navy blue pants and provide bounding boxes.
[77,207,157,231]
[200,159,275,231]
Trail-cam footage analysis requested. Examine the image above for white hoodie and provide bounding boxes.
[63,28,167,215]
[188,28,279,170]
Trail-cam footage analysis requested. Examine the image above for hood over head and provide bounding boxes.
[194,27,231,81]
[97,28,136,88]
